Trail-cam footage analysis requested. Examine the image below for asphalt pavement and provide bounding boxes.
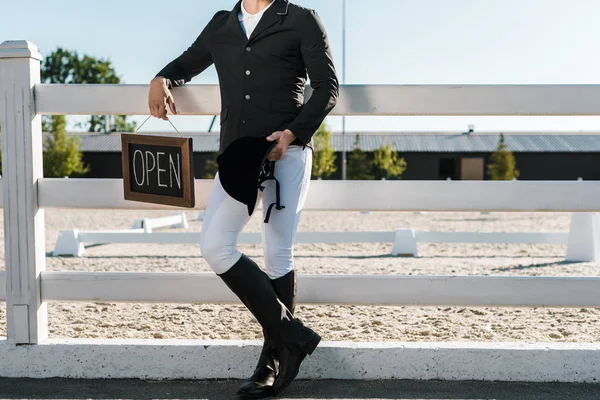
[1,378,599,400]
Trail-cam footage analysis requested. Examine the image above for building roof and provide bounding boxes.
[334,133,600,153]
[58,132,600,153]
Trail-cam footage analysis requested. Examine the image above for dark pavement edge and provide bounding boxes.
[0,378,599,400]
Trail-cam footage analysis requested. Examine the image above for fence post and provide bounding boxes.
[0,41,47,344]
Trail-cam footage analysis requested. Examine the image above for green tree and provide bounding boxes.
[347,134,373,180]
[41,48,136,133]
[311,123,337,179]
[373,142,407,180]
[43,115,90,177]
[203,153,219,179]
[487,134,520,180]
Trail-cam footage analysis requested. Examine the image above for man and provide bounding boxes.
[148,0,338,397]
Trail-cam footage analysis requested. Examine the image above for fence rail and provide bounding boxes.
[38,178,600,211]
[38,272,600,307]
[416,231,567,245]
[3,270,600,307]
[34,83,600,116]
[52,229,572,258]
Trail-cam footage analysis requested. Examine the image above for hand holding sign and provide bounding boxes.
[149,76,178,120]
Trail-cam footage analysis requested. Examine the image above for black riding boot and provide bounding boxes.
[238,270,297,398]
[218,256,318,399]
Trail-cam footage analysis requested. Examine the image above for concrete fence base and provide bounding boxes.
[1,339,598,382]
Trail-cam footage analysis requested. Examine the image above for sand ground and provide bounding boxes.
[1,209,599,343]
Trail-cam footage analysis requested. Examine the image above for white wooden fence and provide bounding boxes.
[3,40,600,348]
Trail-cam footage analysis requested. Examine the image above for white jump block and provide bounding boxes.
[566,213,600,262]
[391,228,418,257]
[53,229,85,257]
[131,213,188,232]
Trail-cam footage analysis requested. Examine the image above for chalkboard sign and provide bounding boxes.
[121,134,195,208]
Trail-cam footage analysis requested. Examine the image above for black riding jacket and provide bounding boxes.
[156,0,339,220]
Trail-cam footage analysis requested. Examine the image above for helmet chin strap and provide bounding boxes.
[258,160,286,224]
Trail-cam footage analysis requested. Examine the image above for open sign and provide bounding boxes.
[121,134,195,208]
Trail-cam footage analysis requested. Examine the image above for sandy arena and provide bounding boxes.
[1,209,599,343]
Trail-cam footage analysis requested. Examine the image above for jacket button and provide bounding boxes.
[245,95,251,100]
[246,47,251,52]
[246,70,251,75]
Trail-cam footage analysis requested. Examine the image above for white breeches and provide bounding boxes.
[200,146,312,279]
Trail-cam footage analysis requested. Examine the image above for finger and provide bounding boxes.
[167,96,178,115]
[267,131,282,141]
[150,105,159,118]
[158,102,168,120]
[163,100,170,120]
[148,99,155,117]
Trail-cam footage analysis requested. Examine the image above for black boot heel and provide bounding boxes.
[304,333,321,356]
[271,327,321,397]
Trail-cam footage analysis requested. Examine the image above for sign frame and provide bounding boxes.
[121,133,195,208]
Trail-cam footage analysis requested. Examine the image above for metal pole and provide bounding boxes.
[341,0,347,180]
[208,115,217,133]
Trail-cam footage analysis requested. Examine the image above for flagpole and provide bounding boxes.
[341,0,347,180]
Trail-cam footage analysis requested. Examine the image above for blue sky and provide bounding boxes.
[2,0,600,132]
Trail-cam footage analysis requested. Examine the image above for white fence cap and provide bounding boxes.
[0,40,43,60]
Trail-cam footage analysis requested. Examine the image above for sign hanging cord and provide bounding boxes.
[134,115,181,136]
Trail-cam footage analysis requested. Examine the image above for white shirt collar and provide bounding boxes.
[240,0,275,21]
